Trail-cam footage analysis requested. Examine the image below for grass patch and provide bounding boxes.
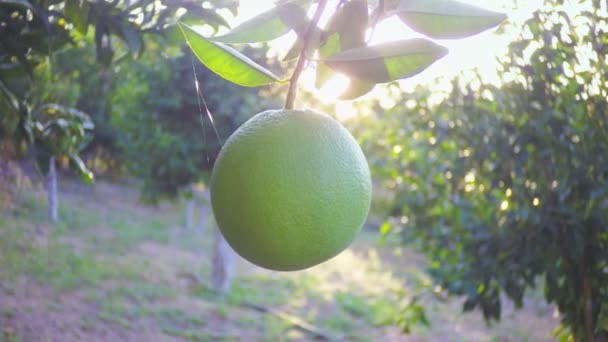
[150,308,206,326]
[224,274,319,307]
[262,315,291,342]
[162,327,231,342]
[335,290,429,334]
[98,311,131,328]
[109,218,171,250]
[0,216,139,290]
[1,330,21,342]
[104,282,177,303]
[30,248,138,290]
[89,281,178,319]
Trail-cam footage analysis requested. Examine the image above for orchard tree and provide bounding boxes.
[178,0,506,297]
[0,0,236,220]
[110,44,279,202]
[357,0,608,340]
[180,0,506,104]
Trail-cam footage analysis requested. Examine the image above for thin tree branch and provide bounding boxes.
[367,0,385,43]
[284,0,329,110]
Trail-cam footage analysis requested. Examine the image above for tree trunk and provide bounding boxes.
[47,157,58,222]
[197,204,208,233]
[583,276,595,342]
[212,227,234,294]
[185,198,195,229]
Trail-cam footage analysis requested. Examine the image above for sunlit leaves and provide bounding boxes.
[178,6,230,30]
[64,0,90,34]
[339,80,376,100]
[396,0,507,39]
[30,104,95,175]
[211,0,311,44]
[357,2,608,336]
[316,0,375,99]
[324,39,448,83]
[178,23,281,87]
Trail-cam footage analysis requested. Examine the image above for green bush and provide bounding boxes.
[358,2,608,339]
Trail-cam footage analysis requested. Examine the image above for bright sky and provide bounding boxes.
[222,0,546,117]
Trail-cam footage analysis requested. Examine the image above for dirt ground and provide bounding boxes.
[0,181,560,341]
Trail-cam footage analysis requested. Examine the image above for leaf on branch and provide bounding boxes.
[178,23,282,87]
[318,1,365,81]
[118,23,144,59]
[69,154,94,184]
[396,0,507,39]
[323,38,448,83]
[316,0,375,99]
[179,7,230,31]
[34,103,94,130]
[0,79,21,112]
[211,0,312,44]
[64,0,90,35]
[281,26,324,62]
[339,81,375,100]
[0,0,34,10]
[282,41,302,62]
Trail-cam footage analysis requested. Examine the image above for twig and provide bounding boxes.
[284,0,329,110]
[367,0,385,43]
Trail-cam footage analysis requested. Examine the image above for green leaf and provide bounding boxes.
[338,81,375,100]
[211,0,311,44]
[34,104,94,131]
[282,41,301,62]
[396,0,507,39]
[179,7,230,30]
[0,79,21,112]
[316,0,375,99]
[118,23,143,59]
[0,0,34,10]
[323,39,448,83]
[64,0,90,35]
[317,0,368,88]
[0,62,29,79]
[69,154,94,184]
[178,23,281,87]
[281,26,324,62]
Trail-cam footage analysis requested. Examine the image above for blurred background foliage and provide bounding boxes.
[349,0,607,339]
[1,0,607,339]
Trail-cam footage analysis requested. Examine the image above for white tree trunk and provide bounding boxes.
[47,157,58,222]
[212,227,234,294]
[185,199,195,229]
[197,204,208,233]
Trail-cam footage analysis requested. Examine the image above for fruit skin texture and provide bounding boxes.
[210,109,372,271]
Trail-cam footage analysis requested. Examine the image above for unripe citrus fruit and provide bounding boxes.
[210,109,372,271]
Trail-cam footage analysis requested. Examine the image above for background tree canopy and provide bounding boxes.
[352,0,608,339]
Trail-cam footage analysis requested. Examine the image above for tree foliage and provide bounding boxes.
[0,0,236,172]
[182,0,506,101]
[110,42,279,202]
[357,1,608,339]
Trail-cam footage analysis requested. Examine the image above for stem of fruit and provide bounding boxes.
[284,0,329,110]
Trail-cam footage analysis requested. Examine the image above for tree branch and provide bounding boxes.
[284,0,329,110]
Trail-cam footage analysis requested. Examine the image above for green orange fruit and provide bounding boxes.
[210,109,372,271]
